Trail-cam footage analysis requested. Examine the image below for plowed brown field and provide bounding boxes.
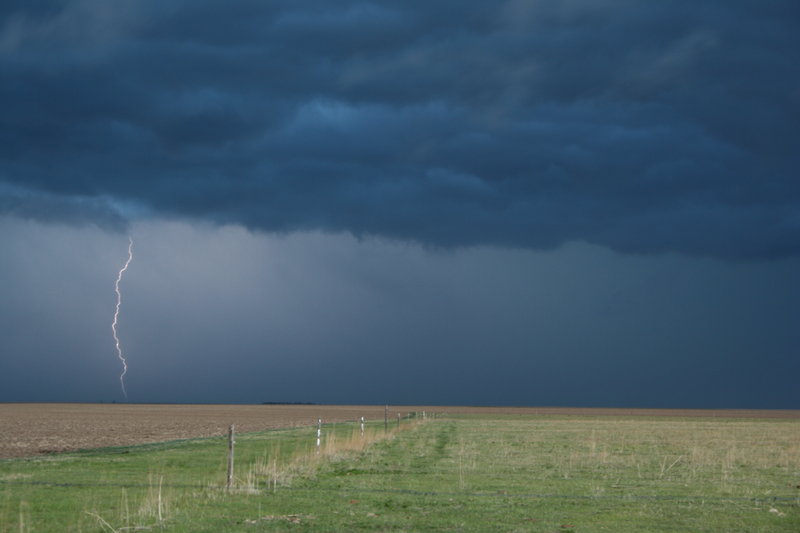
[1,403,796,458]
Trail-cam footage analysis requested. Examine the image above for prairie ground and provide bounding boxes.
[1,403,795,458]
[1,407,798,531]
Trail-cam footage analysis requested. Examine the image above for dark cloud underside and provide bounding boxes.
[1,1,799,258]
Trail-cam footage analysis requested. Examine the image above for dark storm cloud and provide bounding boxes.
[0,182,128,230]
[1,1,799,259]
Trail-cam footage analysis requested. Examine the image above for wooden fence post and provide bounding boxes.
[360,416,365,436]
[384,405,388,433]
[227,424,235,490]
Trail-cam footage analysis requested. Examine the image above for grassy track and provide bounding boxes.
[1,414,798,531]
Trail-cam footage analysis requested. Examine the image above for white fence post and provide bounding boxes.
[360,416,365,436]
[316,418,322,453]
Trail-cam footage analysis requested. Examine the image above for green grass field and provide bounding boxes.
[1,413,798,532]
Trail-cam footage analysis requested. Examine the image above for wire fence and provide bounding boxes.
[1,478,797,506]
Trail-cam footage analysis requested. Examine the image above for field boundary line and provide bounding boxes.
[275,485,800,505]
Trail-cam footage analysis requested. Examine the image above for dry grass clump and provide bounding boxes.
[239,420,420,493]
[82,474,169,533]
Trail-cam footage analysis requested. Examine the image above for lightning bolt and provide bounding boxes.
[112,237,133,400]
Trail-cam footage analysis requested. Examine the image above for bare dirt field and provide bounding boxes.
[1,403,797,459]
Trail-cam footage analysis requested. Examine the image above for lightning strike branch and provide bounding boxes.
[112,237,133,400]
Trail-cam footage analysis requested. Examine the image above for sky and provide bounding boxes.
[1,1,798,408]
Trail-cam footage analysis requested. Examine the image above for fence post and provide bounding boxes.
[316,418,322,453]
[227,424,235,490]
[384,405,388,433]
[360,416,365,436]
